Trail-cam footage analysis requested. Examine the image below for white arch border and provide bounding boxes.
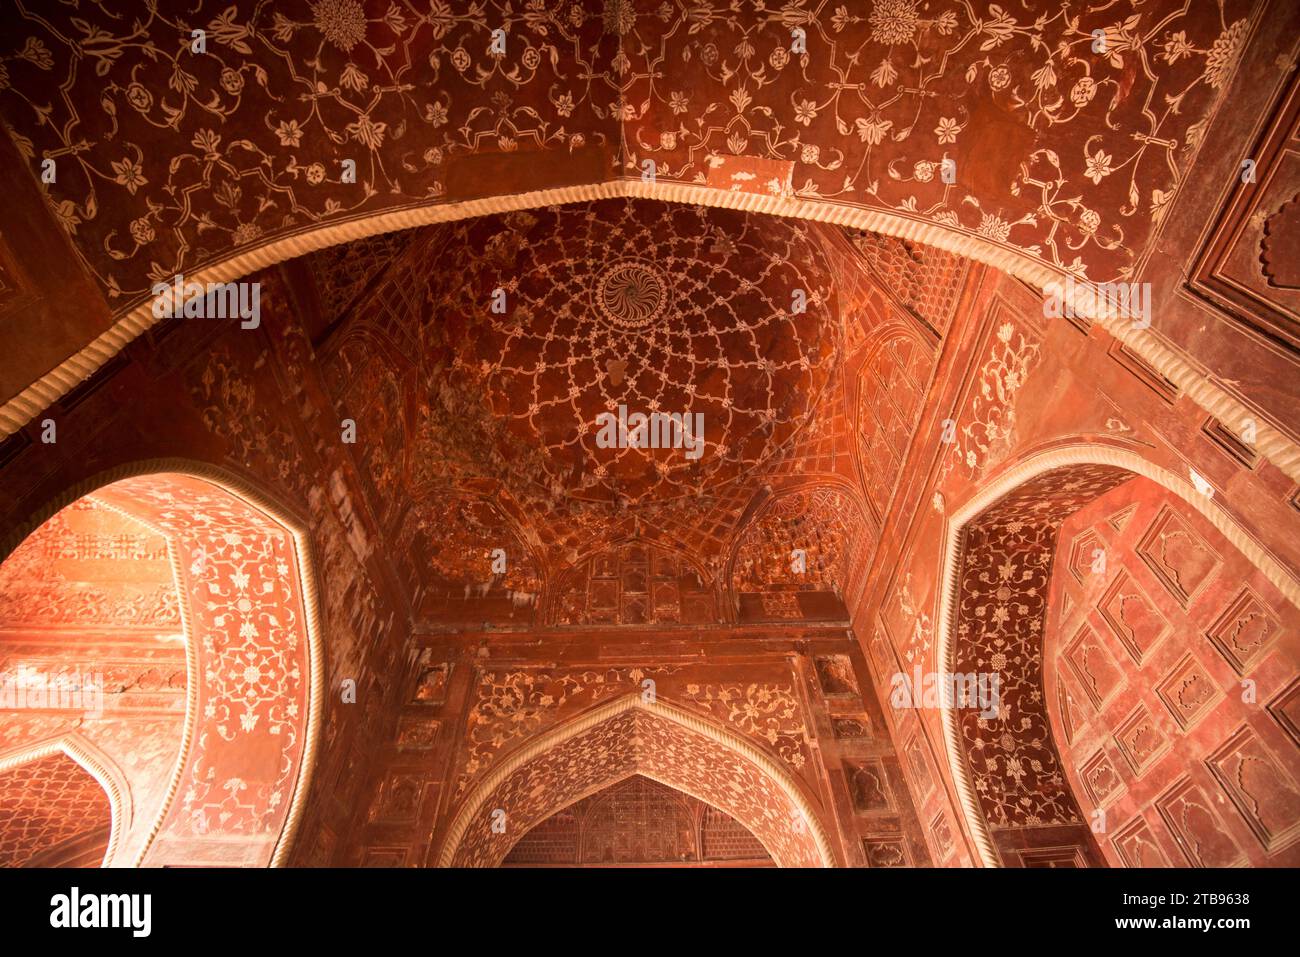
[0,733,132,868]
[0,459,326,868]
[935,444,1300,868]
[3,178,1298,487]
[435,692,837,868]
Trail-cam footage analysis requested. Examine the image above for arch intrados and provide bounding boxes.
[0,459,324,867]
[437,693,836,868]
[4,182,1296,487]
[935,444,1300,867]
[0,734,131,868]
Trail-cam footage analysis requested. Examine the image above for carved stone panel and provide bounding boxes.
[1191,71,1300,353]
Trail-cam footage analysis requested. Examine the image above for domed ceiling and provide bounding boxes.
[0,0,1259,447]
[319,198,872,594]
[428,199,838,506]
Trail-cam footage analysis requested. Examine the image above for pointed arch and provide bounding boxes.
[0,459,325,867]
[436,694,837,868]
[0,734,130,867]
[724,478,873,618]
[5,178,1297,488]
[935,444,1300,867]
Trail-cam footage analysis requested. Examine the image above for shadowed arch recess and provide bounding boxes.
[501,773,775,866]
[438,695,836,868]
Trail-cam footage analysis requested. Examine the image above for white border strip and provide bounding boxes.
[3,179,1298,485]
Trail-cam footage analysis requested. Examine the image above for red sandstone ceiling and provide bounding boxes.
[355,199,838,507]
[0,1,1294,879]
[318,198,879,613]
[0,0,1256,420]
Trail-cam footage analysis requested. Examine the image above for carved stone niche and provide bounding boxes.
[1191,70,1300,354]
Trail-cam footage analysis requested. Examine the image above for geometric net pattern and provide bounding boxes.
[0,752,111,867]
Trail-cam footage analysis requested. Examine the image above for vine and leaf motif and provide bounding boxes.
[940,319,1042,487]
[0,0,1256,310]
[681,682,808,770]
[459,667,678,791]
[458,666,810,793]
[895,571,934,669]
[952,465,1129,829]
[93,475,310,841]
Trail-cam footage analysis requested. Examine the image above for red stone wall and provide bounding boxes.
[0,270,413,866]
[344,628,933,868]
[1049,477,1300,866]
[848,252,1300,866]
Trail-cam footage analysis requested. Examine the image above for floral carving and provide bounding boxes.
[459,665,812,790]
[680,682,808,770]
[459,666,678,791]
[92,474,312,850]
[953,465,1130,829]
[451,707,826,868]
[942,319,1041,484]
[0,0,1251,320]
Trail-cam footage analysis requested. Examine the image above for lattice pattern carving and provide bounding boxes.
[732,486,866,594]
[848,233,968,333]
[0,752,110,867]
[502,774,771,866]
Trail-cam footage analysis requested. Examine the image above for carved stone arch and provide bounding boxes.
[935,444,1300,867]
[7,178,1298,487]
[0,185,1113,442]
[0,733,131,867]
[724,479,873,619]
[0,458,325,867]
[436,694,837,868]
[546,536,718,627]
[1,0,1292,482]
